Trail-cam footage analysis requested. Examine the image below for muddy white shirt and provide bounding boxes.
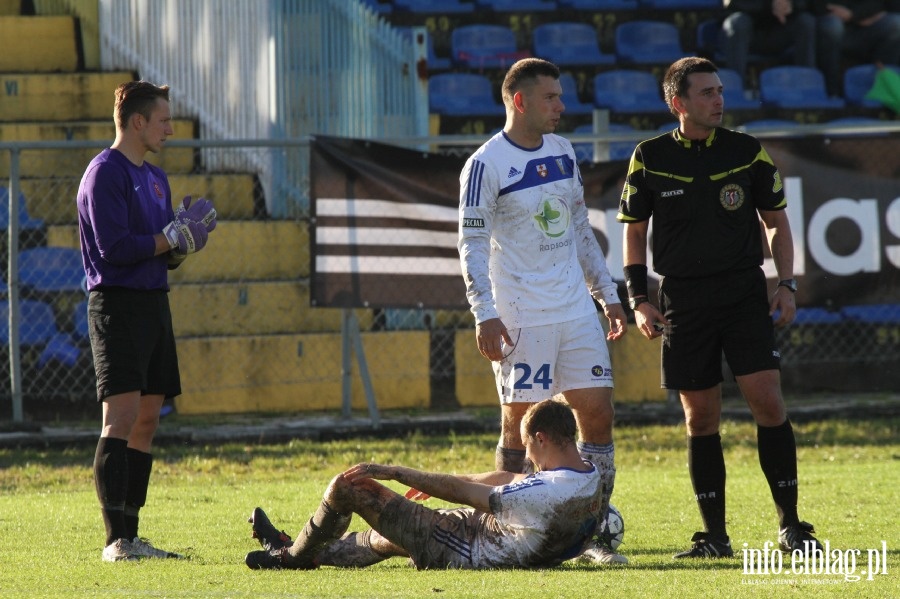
[458,131,619,329]
[473,462,602,568]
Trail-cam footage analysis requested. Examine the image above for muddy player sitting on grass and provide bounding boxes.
[244,399,604,570]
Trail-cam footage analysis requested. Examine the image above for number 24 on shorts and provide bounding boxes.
[514,363,553,390]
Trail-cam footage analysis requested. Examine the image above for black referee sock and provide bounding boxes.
[124,448,153,540]
[285,501,351,568]
[758,419,800,529]
[93,437,129,546]
[687,433,728,540]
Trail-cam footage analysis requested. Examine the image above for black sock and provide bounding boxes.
[495,446,527,473]
[285,502,351,567]
[93,437,129,546]
[124,448,153,540]
[758,419,799,528]
[687,433,727,540]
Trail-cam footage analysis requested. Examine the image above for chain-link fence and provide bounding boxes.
[2,132,898,423]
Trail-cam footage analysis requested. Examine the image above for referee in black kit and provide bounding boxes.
[616,57,823,559]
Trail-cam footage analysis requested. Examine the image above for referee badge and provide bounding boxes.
[719,183,744,211]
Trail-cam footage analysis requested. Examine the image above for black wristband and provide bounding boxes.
[624,264,648,299]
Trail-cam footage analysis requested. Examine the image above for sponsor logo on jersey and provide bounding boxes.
[507,166,521,178]
[621,183,637,202]
[532,195,570,239]
[772,170,783,193]
[555,158,567,175]
[462,218,485,228]
[719,183,744,211]
[536,163,548,178]
[591,365,612,378]
[660,189,684,198]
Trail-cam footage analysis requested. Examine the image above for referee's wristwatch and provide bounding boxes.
[629,296,650,310]
[777,278,798,293]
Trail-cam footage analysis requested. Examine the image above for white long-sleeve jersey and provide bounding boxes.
[458,131,619,328]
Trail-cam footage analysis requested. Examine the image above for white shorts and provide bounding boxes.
[492,312,613,404]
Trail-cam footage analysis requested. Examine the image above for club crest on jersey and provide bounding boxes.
[719,183,744,211]
[536,164,548,178]
[533,195,570,239]
[153,181,163,198]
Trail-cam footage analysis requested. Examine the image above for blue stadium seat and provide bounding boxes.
[360,0,392,14]
[450,24,528,69]
[559,73,595,115]
[593,70,668,113]
[717,68,761,111]
[73,299,89,342]
[392,0,474,13]
[0,299,59,346]
[18,247,85,293]
[615,20,688,65]
[841,304,900,324]
[0,186,45,233]
[475,0,557,11]
[759,66,845,109]
[399,27,451,72]
[572,124,636,162]
[843,64,900,108]
[740,119,798,131]
[532,22,615,67]
[557,0,638,8]
[428,72,504,116]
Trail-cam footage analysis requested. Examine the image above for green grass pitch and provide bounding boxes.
[0,416,897,598]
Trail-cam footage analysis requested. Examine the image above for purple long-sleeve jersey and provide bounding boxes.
[77,148,174,291]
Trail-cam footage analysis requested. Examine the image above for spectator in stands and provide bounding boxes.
[243,399,606,571]
[77,80,217,562]
[813,1,900,97]
[721,0,819,87]
[456,58,628,566]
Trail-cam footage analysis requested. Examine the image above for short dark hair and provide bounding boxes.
[521,399,578,447]
[662,57,718,115]
[114,80,171,129]
[501,58,560,106]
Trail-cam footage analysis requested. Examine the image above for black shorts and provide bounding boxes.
[658,267,780,390]
[87,288,181,401]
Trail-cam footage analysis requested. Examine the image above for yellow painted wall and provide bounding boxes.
[0,16,78,72]
[0,72,135,121]
[22,171,256,225]
[48,220,310,282]
[170,281,373,337]
[0,117,194,177]
[176,331,430,414]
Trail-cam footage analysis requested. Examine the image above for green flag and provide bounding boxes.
[864,67,900,113]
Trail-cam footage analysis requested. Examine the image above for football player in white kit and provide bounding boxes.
[244,400,605,570]
[457,58,628,565]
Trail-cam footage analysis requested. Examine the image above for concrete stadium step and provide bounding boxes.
[0,15,78,72]
[0,0,21,15]
[176,331,431,414]
[170,280,374,337]
[0,71,136,121]
[22,172,258,224]
[0,119,196,177]
[47,220,310,282]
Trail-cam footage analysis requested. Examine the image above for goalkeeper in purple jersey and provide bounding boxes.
[77,80,217,562]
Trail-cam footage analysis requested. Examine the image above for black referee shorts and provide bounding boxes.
[658,267,780,390]
[87,288,181,401]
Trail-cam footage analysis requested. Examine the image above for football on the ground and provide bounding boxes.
[600,504,624,550]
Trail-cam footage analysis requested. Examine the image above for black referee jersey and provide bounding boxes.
[617,127,787,279]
